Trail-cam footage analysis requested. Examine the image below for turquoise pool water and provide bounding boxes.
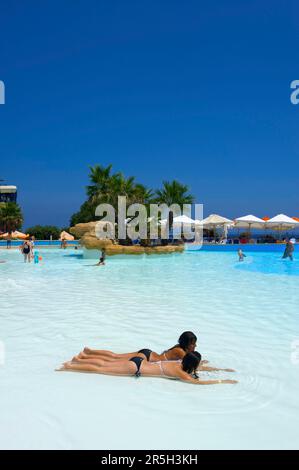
[235,252,299,276]
[0,249,298,449]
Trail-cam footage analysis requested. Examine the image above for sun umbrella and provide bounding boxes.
[59,231,75,241]
[159,215,198,240]
[0,231,29,239]
[234,215,265,229]
[199,214,233,240]
[234,215,265,237]
[200,214,233,228]
[13,231,29,239]
[159,215,198,225]
[173,215,198,224]
[266,214,299,230]
[266,214,299,239]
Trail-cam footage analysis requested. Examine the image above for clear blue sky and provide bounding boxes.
[0,0,298,228]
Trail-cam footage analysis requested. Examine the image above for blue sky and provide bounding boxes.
[0,0,298,228]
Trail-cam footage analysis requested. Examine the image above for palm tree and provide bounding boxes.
[0,202,23,232]
[86,164,113,204]
[133,184,155,205]
[108,173,138,221]
[111,174,136,200]
[71,166,195,244]
[155,180,194,206]
[155,180,194,233]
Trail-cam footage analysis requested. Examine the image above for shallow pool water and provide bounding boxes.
[235,252,299,276]
[0,249,298,449]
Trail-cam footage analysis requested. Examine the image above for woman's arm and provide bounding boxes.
[199,366,235,372]
[177,370,237,385]
[184,376,237,385]
[165,347,185,360]
[195,379,237,385]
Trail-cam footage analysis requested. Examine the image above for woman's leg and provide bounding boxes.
[57,361,102,373]
[83,347,139,360]
[76,352,110,362]
[58,360,136,376]
[71,355,106,367]
[71,355,135,368]
[82,349,117,359]
[77,351,138,362]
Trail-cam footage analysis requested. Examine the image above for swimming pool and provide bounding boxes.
[0,249,298,449]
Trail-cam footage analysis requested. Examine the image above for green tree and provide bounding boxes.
[25,225,61,240]
[0,202,23,232]
[70,164,156,226]
[155,180,194,206]
[86,164,113,204]
[155,180,194,232]
[70,201,97,227]
[129,183,154,205]
[109,173,136,208]
[69,167,193,234]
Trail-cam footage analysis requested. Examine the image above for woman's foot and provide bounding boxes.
[78,351,89,359]
[71,355,81,363]
[56,361,72,371]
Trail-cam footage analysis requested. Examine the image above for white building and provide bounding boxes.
[0,185,17,203]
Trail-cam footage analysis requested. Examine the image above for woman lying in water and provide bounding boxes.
[57,351,237,385]
[81,331,207,364]
[68,352,234,373]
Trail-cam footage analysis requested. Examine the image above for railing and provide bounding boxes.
[185,243,292,252]
[0,239,80,247]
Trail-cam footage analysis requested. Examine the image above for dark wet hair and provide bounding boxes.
[178,331,197,351]
[182,351,201,378]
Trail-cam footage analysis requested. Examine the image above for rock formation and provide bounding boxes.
[70,222,184,255]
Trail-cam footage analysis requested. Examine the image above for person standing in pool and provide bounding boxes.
[60,238,67,249]
[238,249,246,262]
[96,248,106,266]
[6,232,12,249]
[20,240,32,263]
[29,235,35,249]
[282,240,295,261]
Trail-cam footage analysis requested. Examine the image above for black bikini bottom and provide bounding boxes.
[137,348,152,361]
[130,356,144,377]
